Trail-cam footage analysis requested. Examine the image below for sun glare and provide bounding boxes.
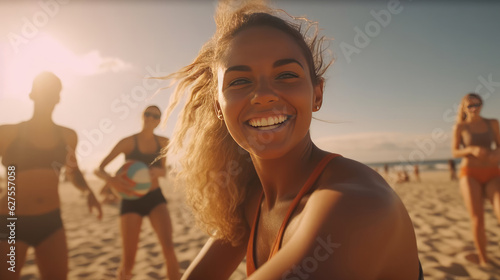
[1,32,124,100]
[1,33,77,99]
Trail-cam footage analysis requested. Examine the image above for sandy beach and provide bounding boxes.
[12,171,500,279]
[15,176,246,280]
[389,171,500,280]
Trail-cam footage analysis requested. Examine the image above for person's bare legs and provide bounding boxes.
[460,176,488,265]
[149,203,180,280]
[35,228,68,280]
[118,213,143,280]
[485,177,500,225]
[0,239,29,280]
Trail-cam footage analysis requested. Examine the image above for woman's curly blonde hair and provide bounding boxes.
[162,0,332,245]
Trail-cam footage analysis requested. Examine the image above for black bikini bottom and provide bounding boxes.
[0,208,63,247]
[120,188,167,216]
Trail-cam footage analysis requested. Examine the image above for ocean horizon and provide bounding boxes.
[364,158,462,172]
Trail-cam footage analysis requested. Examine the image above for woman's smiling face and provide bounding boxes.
[217,26,323,159]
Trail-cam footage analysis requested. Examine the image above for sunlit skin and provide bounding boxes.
[217,30,321,161]
[95,106,180,280]
[452,96,500,266]
[0,74,102,280]
[183,26,421,280]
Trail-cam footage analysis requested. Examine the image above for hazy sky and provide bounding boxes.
[1,0,499,172]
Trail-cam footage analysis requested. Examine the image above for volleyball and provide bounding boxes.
[115,160,151,200]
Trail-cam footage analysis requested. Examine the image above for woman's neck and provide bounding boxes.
[29,107,54,126]
[466,115,482,122]
[139,127,155,137]
[251,135,326,209]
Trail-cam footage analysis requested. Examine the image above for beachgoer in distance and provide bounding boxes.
[448,159,458,181]
[413,164,420,182]
[0,72,102,280]
[95,105,180,280]
[452,93,500,267]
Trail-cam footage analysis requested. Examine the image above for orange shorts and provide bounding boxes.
[459,166,500,184]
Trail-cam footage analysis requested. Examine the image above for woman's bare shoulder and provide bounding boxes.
[453,122,466,131]
[115,134,135,145]
[0,124,21,152]
[0,123,20,137]
[58,125,77,140]
[156,135,169,147]
[309,156,403,233]
[319,156,392,194]
[300,158,410,267]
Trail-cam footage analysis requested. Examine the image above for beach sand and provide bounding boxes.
[17,176,246,280]
[15,171,500,279]
[388,171,500,280]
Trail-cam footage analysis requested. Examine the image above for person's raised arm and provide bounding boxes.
[63,127,102,220]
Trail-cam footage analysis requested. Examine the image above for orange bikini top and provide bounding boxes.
[246,153,341,276]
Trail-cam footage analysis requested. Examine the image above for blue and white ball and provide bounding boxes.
[116,160,151,200]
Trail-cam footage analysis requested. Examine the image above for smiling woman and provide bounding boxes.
[162,1,423,279]
[217,26,322,159]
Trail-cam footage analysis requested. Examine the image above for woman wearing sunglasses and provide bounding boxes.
[95,105,180,280]
[452,93,500,267]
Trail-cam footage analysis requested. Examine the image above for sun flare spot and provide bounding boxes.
[1,32,131,99]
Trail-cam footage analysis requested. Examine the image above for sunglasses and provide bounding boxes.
[144,112,161,119]
[467,103,482,109]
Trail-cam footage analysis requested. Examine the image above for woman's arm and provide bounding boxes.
[63,127,103,220]
[183,184,260,280]
[94,138,129,180]
[94,138,135,195]
[182,236,248,280]
[488,119,500,162]
[452,124,471,158]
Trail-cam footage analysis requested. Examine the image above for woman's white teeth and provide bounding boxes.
[249,115,287,128]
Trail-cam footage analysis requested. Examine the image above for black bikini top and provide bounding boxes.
[125,134,163,168]
[2,122,67,172]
